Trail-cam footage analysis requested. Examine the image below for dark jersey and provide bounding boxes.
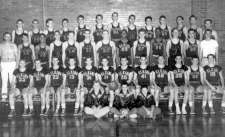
[52,44,63,65]
[113,92,136,110]
[186,40,198,58]
[84,91,109,107]
[118,41,132,63]
[98,67,114,84]
[134,41,147,66]
[136,92,155,108]
[204,65,222,86]
[13,69,30,89]
[177,26,186,42]
[169,40,181,57]
[93,25,104,43]
[49,67,64,88]
[76,25,86,43]
[116,66,133,84]
[65,43,78,62]
[152,65,170,88]
[98,42,113,67]
[14,31,24,46]
[46,30,55,46]
[82,42,94,66]
[32,68,48,89]
[31,31,41,46]
[127,26,137,46]
[152,38,165,56]
[60,30,69,42]
[20,45,33,63]
[110,23,122,42]
[157,26,170,40]
[135,66,151,86]
[172,65,188,86]
[37,46,49,65]
[82,66,97,89]
[145,26,154,41]
[64,67,81,89]
[189,66,201,86]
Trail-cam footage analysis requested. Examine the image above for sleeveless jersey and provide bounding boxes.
[116,66,132,84]
[177,26,186,42]
[134,41,147,66]
[52,44,63,65]
[157,26,170,40]
[31,31,41,46]
[110,23,122,42]
[204,65,222,86]
[169,40,181,57]
[65,43,77,61]
[172,65,188,86]
[152,65,170,88]
[135,66,151,87]
[127,26,137,46]
[186,40,198,58]
[98,42,113,67]
[145,26,154,41]
[82,42,94,66]
[98,67,114,84]
[46,30,55,46]
[20,45,33,63]
[37,47,49,64]
[32,68,48,89]
[65,67,81,89]
[60,30,69,42]
[82,66,97,89]
[118,41,132,64]
[189,66,201,86]
[93,25,104,43]
[13,69,30,89]
[76,25,86,43]
[14,31,24,46]
[49,67,64,88]
[152,38,165,56]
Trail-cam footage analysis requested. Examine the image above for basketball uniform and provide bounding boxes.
[185,40,198,66]
[145,26,154,42]
[134,41,147,66]
[20,45,33,71]
[157,26,170,40]
[135,66,151,87]
[177,27,186,42]
[98,67,114,86]
[152,38,165,56]
[81,42,94,67]
[98,42,113,67]
[81,66,97,91]
[189,66,202,89]
[127,26,137,47]
[31,31,41,47]
[14,31,24,46]
[168,40,181,67]
[32,68,48,91]
[116,66,133,85]
[52,44,63,66]
[117,40,132,65]
[76,25,86,43]
[93,25,104,44]
[171,65,188,87]
[84,90,109,108]
[46,30,55,46]
[60,30,69,42]
[37,46,49,70]
[64,67,81,91]
[13,69,30,91]
[113,91,136,110]
[204,65,222,86]
[65,43,78,66]
[110,23,122,46]
[49,67,64,88]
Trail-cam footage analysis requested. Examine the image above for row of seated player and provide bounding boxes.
[7,53,225,118]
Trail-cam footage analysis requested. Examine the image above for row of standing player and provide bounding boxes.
[7,52,225,118]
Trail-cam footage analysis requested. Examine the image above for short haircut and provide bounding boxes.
[159,15,166,20]
[16,19,24,23]
[188,28,195,33]
[62,18,69,23]
[68,31,75,35]
[121,29,128,34]
[207,54,216,59]
[54,30,60,34]
[96,14,103,19]
[46,18,53,24]
[32,19,39,24]
[176,16,184,21]
[138,28,146,33]
[189,15,197,20]
[3,32,11,37]
[204,18,213,24]
[84,29,91,33]
[192,55,199,60]
[40,33,46,38]
[129,14,136,20]
[205,29,212,33]
[22,33,29,38]
[145,16,152,22]
[77,15,84,19]
[112,12,118,16]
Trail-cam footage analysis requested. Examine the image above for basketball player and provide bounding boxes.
[60,18,70,42]
[92,14,107,44]
[200,29,219,63]
[151,56,172,107]
[84,81,111,119]
[125,14,138,47]
[63,58,83,115]
[108,12,123,47]
[188,15,203,41]
[166,28,184,67]
[12,19,27,46]
[144,16,155,42]
[96,30,116,69]
[150,27,167,66]
[184,28,200,66]
[156,15,171,40]
[29,19,41,48]
[35,34,50,70]
[203,54,225,114]
[116,29,132,66]
[18,33,35,72]
[75,15,89,43]
[0,32,18,100]
[49,31,63,68]
[115,57,133,87]
[80,29,95,67]
[47,57,65,116]
[8,60,32,117]
[176,16,188,42]
[186,56,204,114]
[133,28,150,67]
[30,59,49,116]
[43,18,55,46]
[62,31,79,68]
[169,55,188,114]
[203,19,218,41]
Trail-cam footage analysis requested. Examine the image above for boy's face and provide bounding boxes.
[158,56,164,64]
[4,34,11,42]
[112,14,118,21]
[145,18,152,26]
[68,32,74,40]
[102,31,109,39]
[35,60,42,68]
[177,17,183,25]
[189,30,195,39]
[84,31,90,39]
[52,58,59,66]
[122,85,128,94]
[32,21,39,28]
[139,31,145,39]
[175,56,182,64]
[85,58,92,66]
[55,32,60,40]
[205,21,212,28]
[69,58,75,66]
[129,16,135,24]
[205,31,212,39]
[173,29,179,38]
[40,35,46,43]
[121,58,128,66]
[19,60,26,68]
[160,18,166,25]
[190,17,196,25]
[78,17,84,24]
[22,35,29,43]
[47,20,54,28]
[62,20,68,28]
[101,58,108,66]
[140,57,147,65]
[192,58,199,66]
[208,56,215,64]
[96,16,103,24]
[17,21,23,28]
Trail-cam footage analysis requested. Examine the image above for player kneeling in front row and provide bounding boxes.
[203,54,225,114]
[47,57,66,116]
[186,56,204,114]
[30,59,49,116]
[84,81,113,119]
[63,58,83,116]
[8,60,32,117]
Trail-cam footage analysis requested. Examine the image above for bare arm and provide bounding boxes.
[62,42,67,68]
[49,43,54,68]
